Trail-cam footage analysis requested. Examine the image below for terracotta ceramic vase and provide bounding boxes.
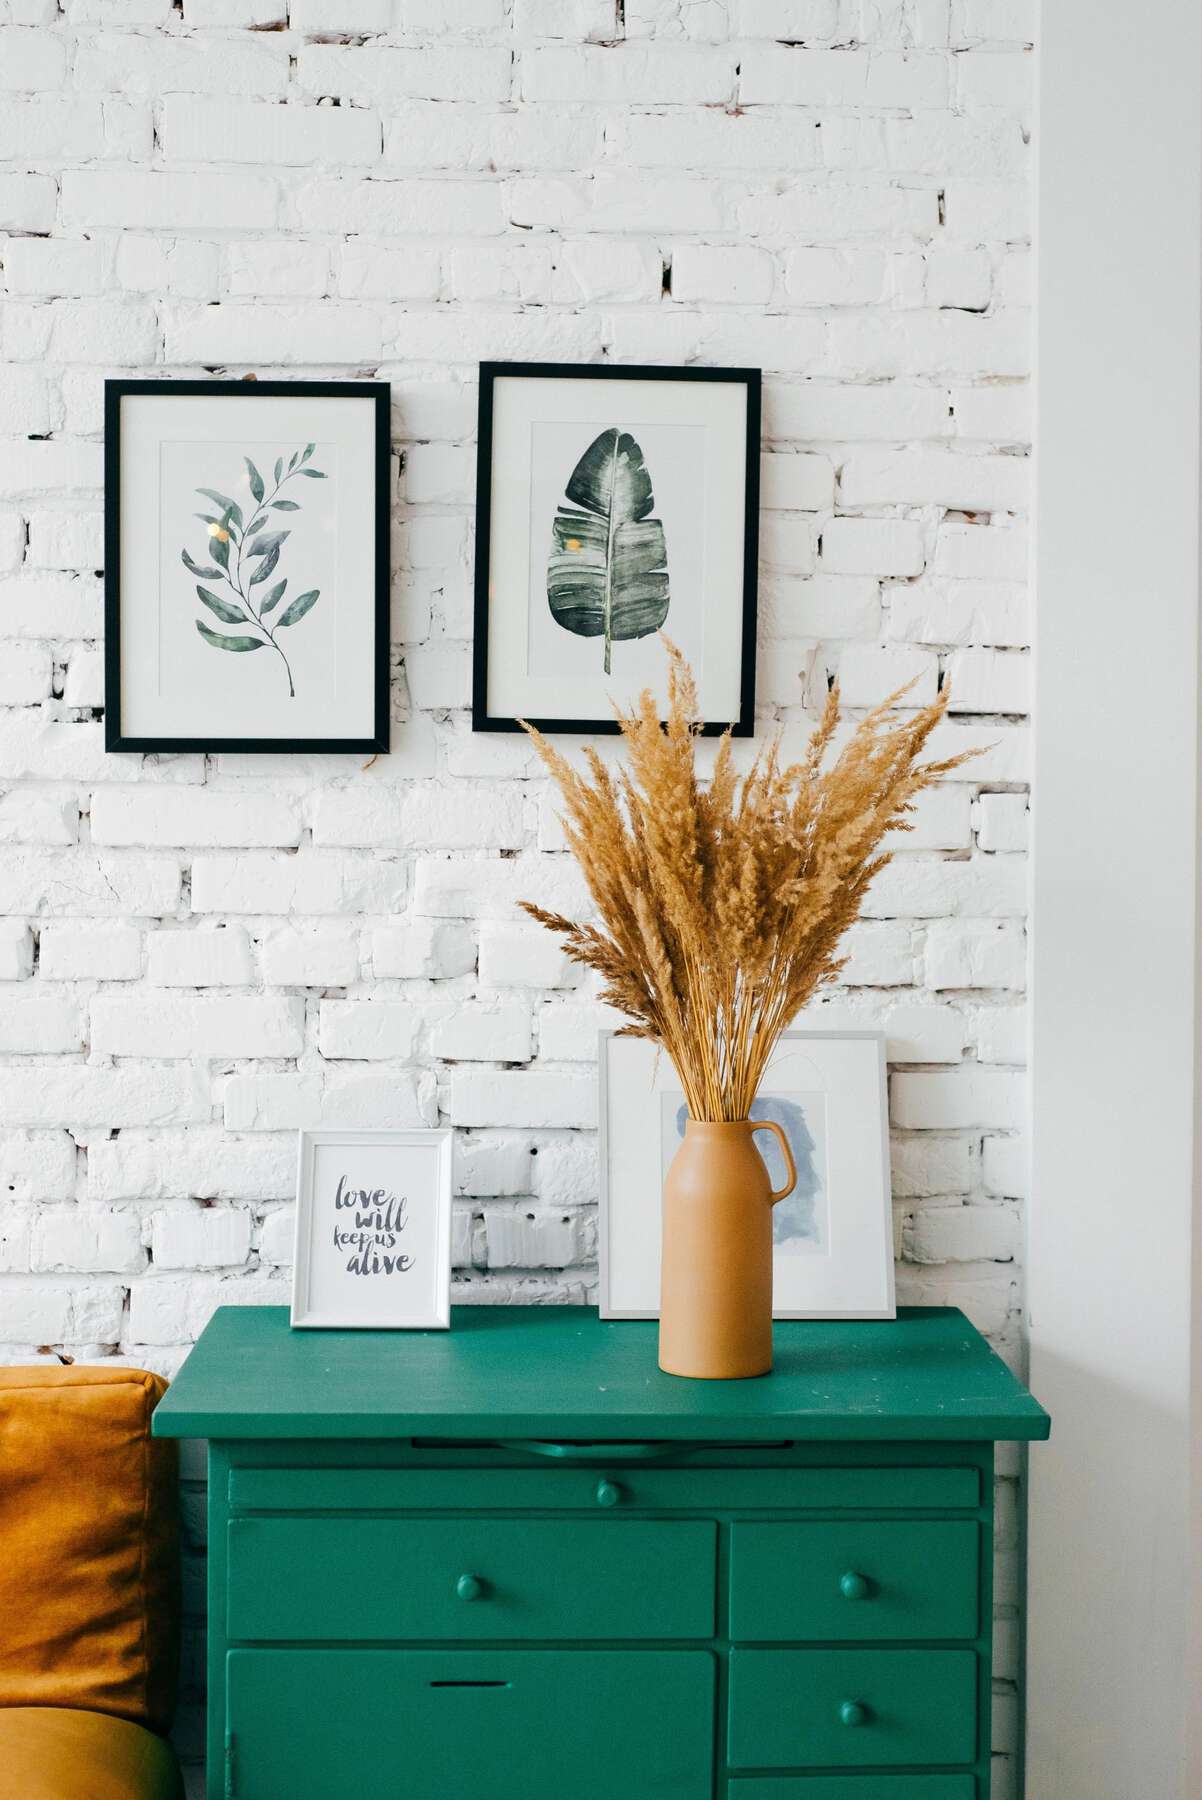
[658,1118,798,1380]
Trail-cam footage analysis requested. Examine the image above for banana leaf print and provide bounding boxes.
[181,443,326,697]
[547,427,669,675]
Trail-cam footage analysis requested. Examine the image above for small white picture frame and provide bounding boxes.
[599,1030,895,1321]
[291,1129,453,1330]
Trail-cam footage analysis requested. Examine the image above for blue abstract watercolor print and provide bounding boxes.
[662,1089,829,1252]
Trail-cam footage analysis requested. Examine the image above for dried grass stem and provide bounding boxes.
[521,645,975,1123]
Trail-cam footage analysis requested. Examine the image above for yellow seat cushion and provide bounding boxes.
[0,1366,179,1734]
[0,1707,182,1800]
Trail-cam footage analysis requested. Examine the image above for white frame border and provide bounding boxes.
[290,1128,453,1331]
[598,1028,894,1321]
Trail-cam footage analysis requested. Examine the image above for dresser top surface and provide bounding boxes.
[153,1305,1049,1443]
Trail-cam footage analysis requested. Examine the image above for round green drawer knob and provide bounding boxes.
[595,1478,623,1508]
[840,1701,871,1729]
[840,1571,871,1601]
[455,1573,486,1602]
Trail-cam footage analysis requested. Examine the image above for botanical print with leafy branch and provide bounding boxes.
[547,427,669,676]
[182,444,326,697]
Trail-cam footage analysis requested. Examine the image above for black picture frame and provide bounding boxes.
[104,379,391,754]
[472,361,761,736]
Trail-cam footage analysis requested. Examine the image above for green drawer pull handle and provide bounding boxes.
[595,1478,623,1508]
[456,1573,486,1602]
[497,1439,709,1463]
[840,1701,871,1728]
[840,1570,871,1601]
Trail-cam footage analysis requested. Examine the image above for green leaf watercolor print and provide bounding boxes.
[547,426,669,676]
[182,442,324,697]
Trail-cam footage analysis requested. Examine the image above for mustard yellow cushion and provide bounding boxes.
[0,1707,183,1800]
[0,1366,179,1735]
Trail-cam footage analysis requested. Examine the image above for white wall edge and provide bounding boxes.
[1028,2,1202,1794]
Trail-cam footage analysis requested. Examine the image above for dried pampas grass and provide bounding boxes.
[520,644,976,1124]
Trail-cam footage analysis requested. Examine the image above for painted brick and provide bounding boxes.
[413,856,589,924]
[0,989,82,1053]
[31,1208,145,1275]
[983,1133,1027,1198]
[0,1065,209,1129]
[835,646,939,708]
[191,852,407,915]
[4,237,102,297]
[0,849,180,916]
[429,1002,532,1063]
[227,240,332,300]
[521,45,735,104]
[318,1001,420,1061]
[92,789,301,848]
[0,26,67,89]
[0,642,52,705]
[0,789,78,846]
[479,921,579,989]
[0,1129,76,1201]
[0,918,33,980]
[91,996,305,1059]
[974,793,1029,852]
[925,919,1027,990]
[371,919,476,981]
[258,926,361,988]
[891,1134,973,1200]
[891,1067,1025,1130]
[670,245,776,305]
[160,96,381,165]
[945,648,1031,714]
[449,1069,597,1130]
[145,929,256,988]
[887,579,1029,647]
[162,302,381,365]
[841,451,1028,512]
[906,1202,1020,1265]
[75,34,288,97]
[38,925,142,982]
[760,453,836,512]
[151,1208,254,1269]
[296,44,512,104]
[821,517,926,577]
[62,169,279,232]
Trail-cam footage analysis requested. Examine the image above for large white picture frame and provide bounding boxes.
[291,1129,453,1330]
[599,1030,895,1320]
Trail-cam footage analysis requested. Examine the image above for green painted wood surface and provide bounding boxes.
[184,1307,1040,1798]
[225,1649,715,1800]
[227,1516,716,1641]
[726,1780,976,1799]
[229,1461,980,1513]
[153,1304,1050,1443]
[728,1648,978,1769]
[729,1520,979,1641]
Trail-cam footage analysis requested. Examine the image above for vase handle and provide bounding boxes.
[751,1119,797,1203]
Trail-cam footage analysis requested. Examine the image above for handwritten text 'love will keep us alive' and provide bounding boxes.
[331,1172,414,1277]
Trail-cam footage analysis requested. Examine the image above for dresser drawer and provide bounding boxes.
[227,1649,714,1800]
[729,1521,979,1641]
[230,1463,980,1514]
[728,1781,975,1799]
[728,1648,978,1769]
[227,1516,716,1641]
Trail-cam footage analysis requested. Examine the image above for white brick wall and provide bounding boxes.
[0,3,1032,1789]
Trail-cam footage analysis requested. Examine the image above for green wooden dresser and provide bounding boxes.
[154,1304,1049,1800]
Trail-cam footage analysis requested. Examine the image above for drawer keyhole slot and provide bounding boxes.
[429,1680,510,1689]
